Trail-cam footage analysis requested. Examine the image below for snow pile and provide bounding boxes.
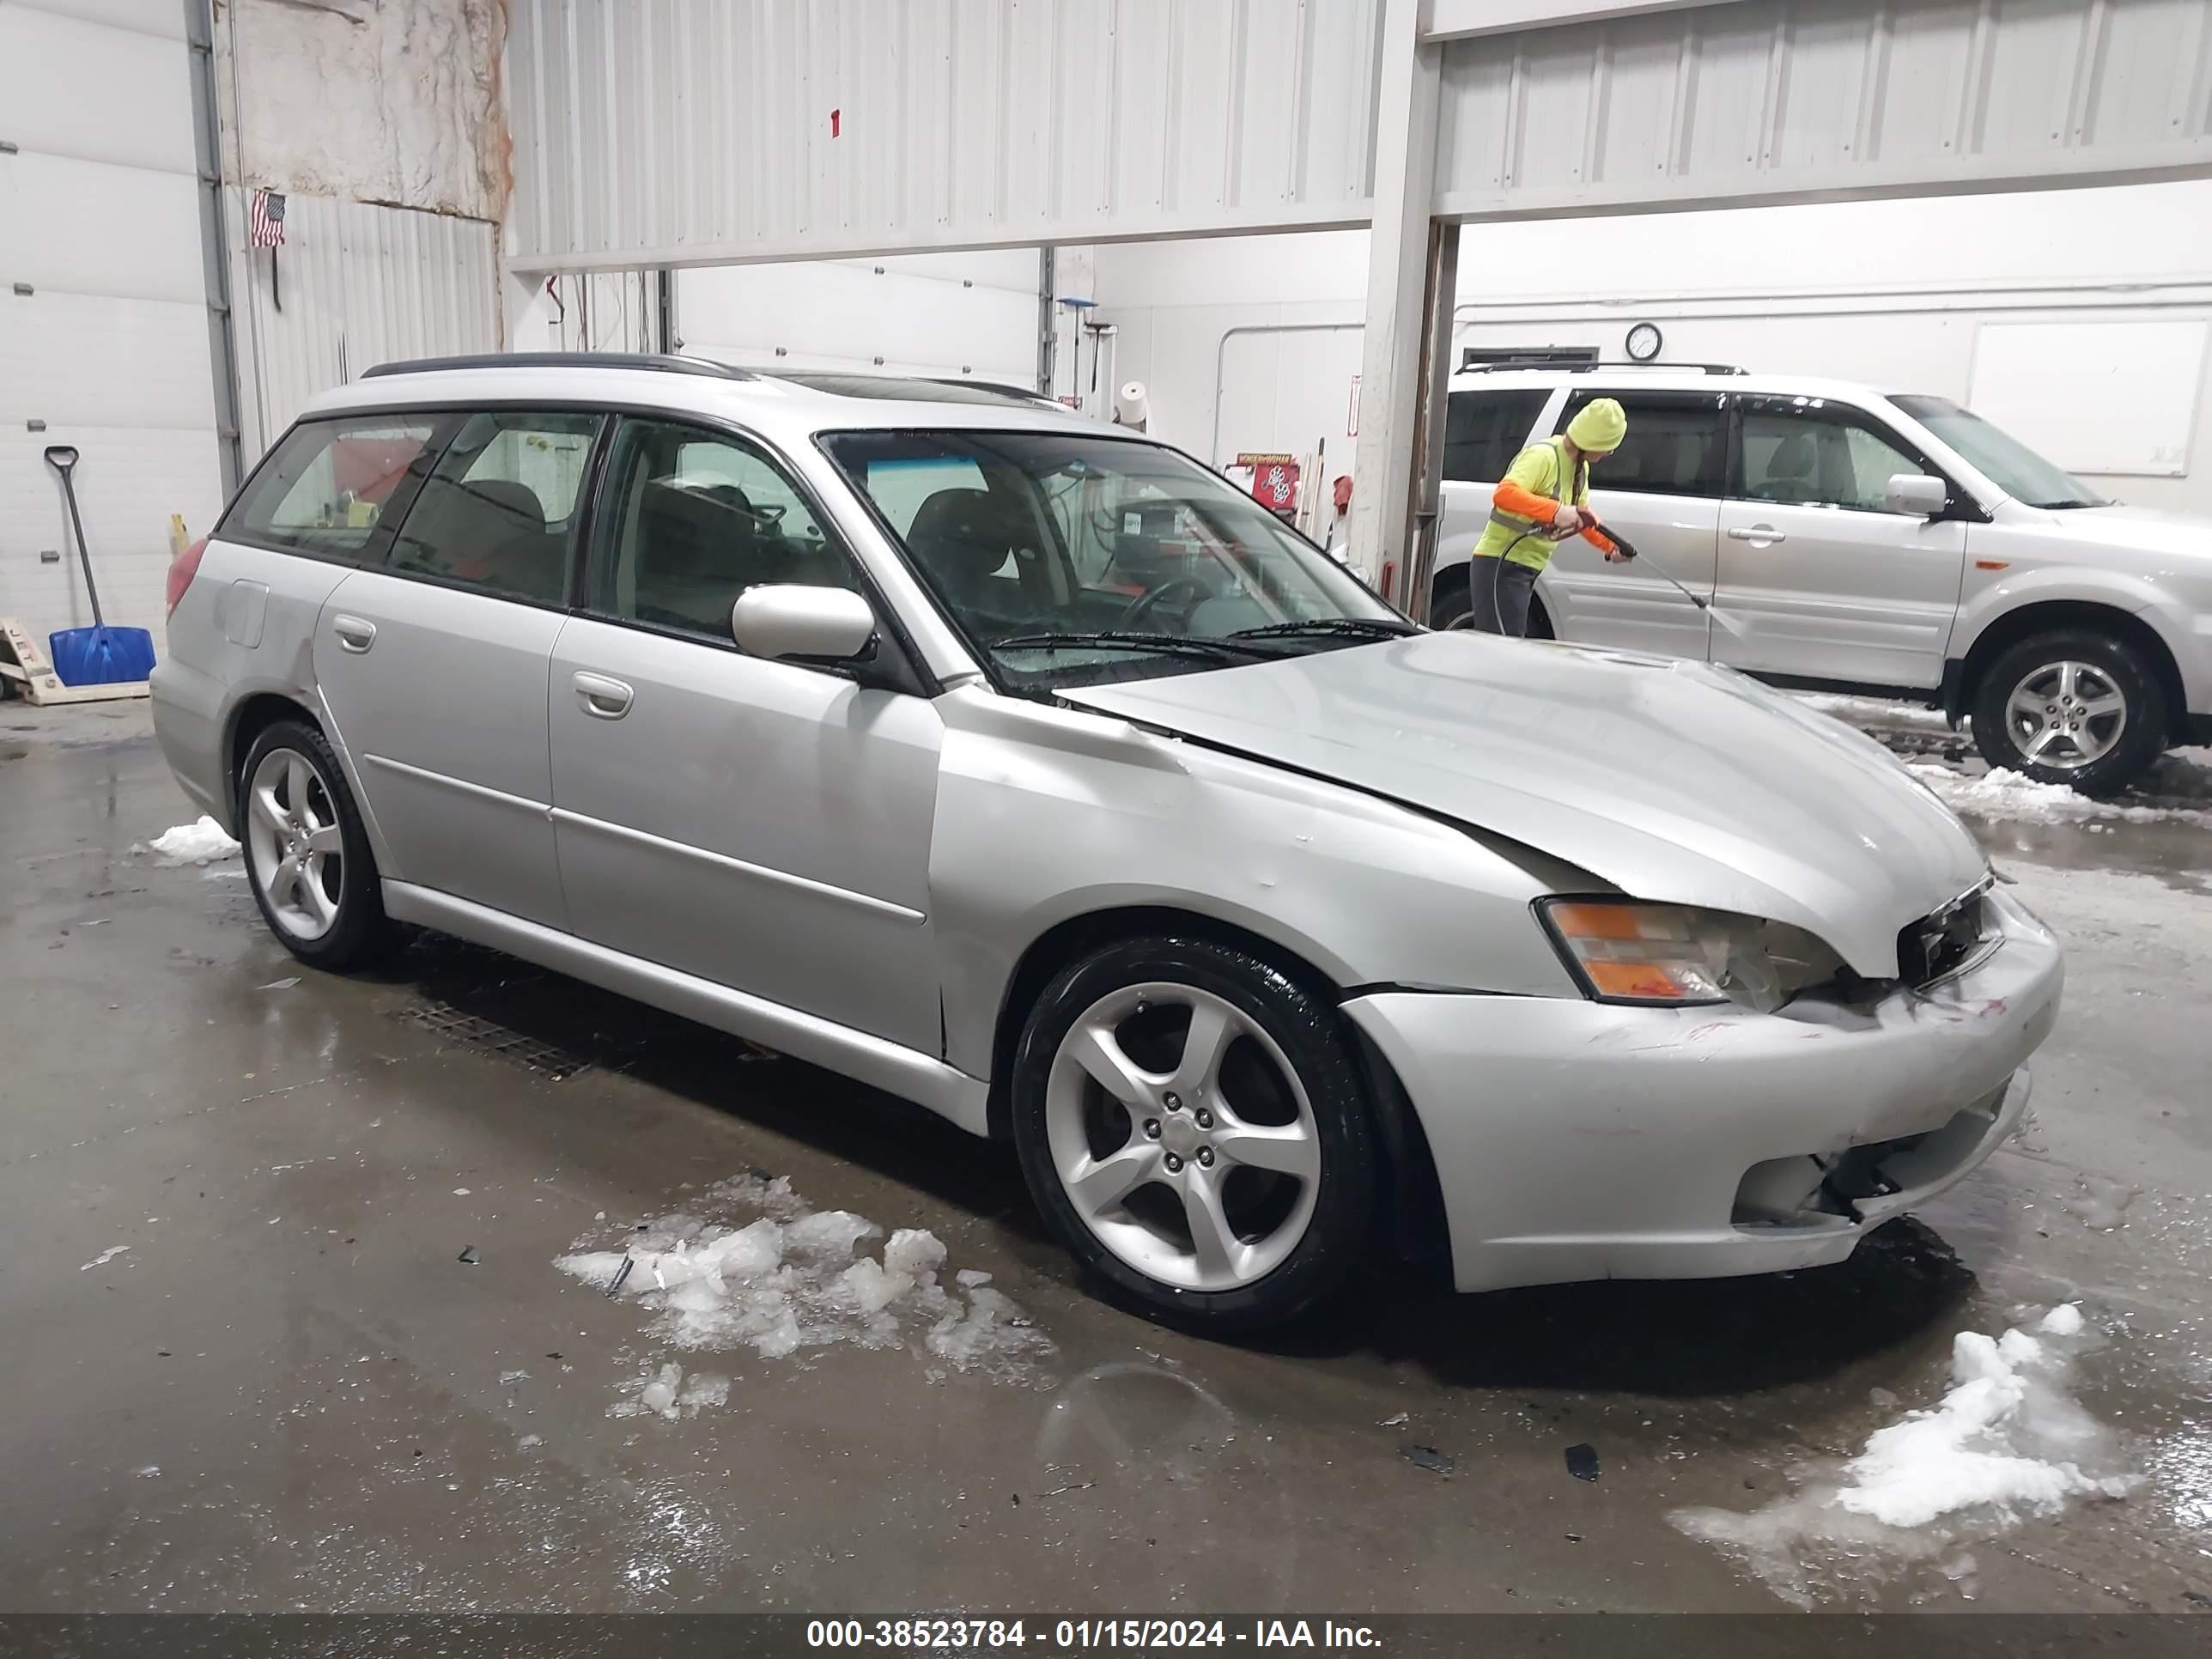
[1796,693,1955,735]
[1905,763,2206,827]
[1670,1304,2138,1607]
[144,817,241,865]
[556,1173,1054,1407]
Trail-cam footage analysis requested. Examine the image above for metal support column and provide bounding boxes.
[1036,247,1058,396]
[185,0,244,494]
[1346,0,1443,599]
[1401,222,1460,624]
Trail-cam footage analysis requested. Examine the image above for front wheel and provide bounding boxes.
[1969,629,2166,797]
[1010,937,1380,1334]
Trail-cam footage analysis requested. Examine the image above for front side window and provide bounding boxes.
[821,429,1407,692]
[222,415,441,562]
[1557,392,1728,498]
[587,418,860,641]
[1891,394,2105,508]
[388,410,603,605]
[1736,401,1929,514]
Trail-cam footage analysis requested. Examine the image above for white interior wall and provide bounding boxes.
[1,0,226,649]
[1092,180,2212,513]
[222,0,508,451]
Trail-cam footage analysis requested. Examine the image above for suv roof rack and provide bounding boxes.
[1460,359,1746,376]
[359,352,756,380]
[921,375,1060,406]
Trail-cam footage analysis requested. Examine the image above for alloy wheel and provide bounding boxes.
[2004,659,2126,770]
[1043,983,1322,1292]
[245,747,345,940]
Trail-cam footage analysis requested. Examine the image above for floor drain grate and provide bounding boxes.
[388,1000,592,1080]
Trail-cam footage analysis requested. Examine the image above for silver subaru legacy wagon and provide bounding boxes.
[150,355,2063,1332]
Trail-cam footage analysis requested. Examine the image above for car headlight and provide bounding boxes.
[1536,898,1844,1012]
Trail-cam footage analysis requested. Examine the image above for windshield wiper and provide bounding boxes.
[990,630,1276,661]
[1227,617,1419,642]
[2033,498,2107,509]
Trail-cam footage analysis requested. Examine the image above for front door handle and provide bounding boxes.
[573,671,634,720]
[331,615,376,653]
[1728,524,1787,544]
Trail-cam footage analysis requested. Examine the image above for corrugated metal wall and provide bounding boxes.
[1436,0,2212,218]
[230,194,501,457]
[503,0,1385,271]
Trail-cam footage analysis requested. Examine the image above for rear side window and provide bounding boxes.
[387,411,604,607]
[221,416,442,562]
[1442,391,1546,483]
[1557,392,1728,498]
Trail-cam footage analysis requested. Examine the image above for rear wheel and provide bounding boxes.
[1011,937,1380,1334]
[1969,629,2166,797]
[239,720,391,969]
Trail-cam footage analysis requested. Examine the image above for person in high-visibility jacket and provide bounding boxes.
[1466,398,1633,637]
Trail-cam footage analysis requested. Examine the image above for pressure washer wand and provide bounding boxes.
[1585,521,1744,635]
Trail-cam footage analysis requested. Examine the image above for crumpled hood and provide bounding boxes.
[1060,634,1987,977]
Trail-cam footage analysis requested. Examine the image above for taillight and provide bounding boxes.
[167,537,208,617]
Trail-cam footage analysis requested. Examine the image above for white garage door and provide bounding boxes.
[675,250,1043,388]
[0,0,227,650]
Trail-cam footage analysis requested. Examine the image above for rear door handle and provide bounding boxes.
[1728,525,1787,544]
[573,671,634,720]
[331,615,376,653]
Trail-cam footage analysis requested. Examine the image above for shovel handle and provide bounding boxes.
[45,446,102,627]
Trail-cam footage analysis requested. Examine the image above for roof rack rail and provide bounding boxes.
[360,352,756,380]
[1461,359,1746,375]
[921,375,1060,405]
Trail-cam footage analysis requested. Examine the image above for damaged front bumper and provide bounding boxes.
[1344,887,2063,1295]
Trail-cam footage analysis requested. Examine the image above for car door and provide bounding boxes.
[1538,389,1727,661]
[1711,397,1967,690]
[313,409,604,928]
[547,415,945,1056]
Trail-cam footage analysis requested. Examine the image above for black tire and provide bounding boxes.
[1009,936,1381,1334]
[237,719,392,969]
[1969,629,2166,797]
[1431,571,1473,630]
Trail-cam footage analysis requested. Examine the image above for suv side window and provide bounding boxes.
[220,415,443,563]
[1735,399,1932,514]
[1442,390,1547,483]
[1556,391,1728,497]
[387,411,604,605]
[586,417,861,642]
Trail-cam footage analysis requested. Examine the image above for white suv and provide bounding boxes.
[1431,363,2212,795]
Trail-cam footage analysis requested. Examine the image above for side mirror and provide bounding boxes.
[731,584,878,665]
[1886,473,1949,519]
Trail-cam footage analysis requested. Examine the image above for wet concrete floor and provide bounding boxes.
[3,702,2208,1614]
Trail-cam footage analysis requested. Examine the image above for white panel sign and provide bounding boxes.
[1967,320,2209,479]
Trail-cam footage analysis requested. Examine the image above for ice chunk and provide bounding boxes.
[639,1362,684,1419]
[146,817,241,866]
[558,1177,1053,1398]
[2039,1303,2085,1337]
[79,1245,130,1271]
[784,1210,881,1261]
[1670,1304,2137,1607]
[678,1371,730,1412]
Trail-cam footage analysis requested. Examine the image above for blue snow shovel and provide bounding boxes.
[45,445,156,686]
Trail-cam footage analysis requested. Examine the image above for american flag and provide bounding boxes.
[248,188,287,249]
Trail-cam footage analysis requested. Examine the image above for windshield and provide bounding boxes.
[820,429,1407,690]
[1891,395,2108,509]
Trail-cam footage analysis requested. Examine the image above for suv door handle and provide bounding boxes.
[573,671,634,720]
[331,615,377,653]
[1728,525,1787,544]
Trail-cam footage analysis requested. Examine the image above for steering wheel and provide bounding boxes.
[1116,575,1212,630]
